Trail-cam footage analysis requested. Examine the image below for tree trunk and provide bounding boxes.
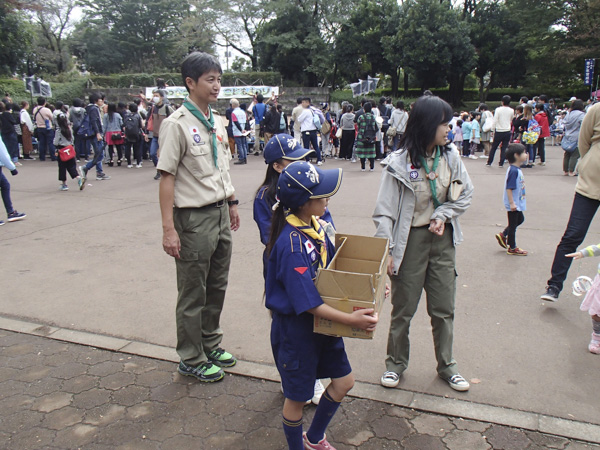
[403,71,409,95]
[448,72,466,107]
[331,62,338,91]
[390,68,399,97]
[478,74,485,103]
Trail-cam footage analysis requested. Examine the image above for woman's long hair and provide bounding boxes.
[266,204,300,259]
[398,95,454,168]
[57,113,72,141]
[255,159,284,209]
[107,102,117,121]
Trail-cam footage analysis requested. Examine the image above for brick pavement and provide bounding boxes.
[1,329,598,450]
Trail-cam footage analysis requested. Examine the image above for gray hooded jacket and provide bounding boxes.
[373,144,474,275]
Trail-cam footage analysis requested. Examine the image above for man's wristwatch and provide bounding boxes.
[228,200,239,207]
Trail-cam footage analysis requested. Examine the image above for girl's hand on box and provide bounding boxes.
[350,309,378,331]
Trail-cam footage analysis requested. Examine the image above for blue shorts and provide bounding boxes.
[271,312,352,402]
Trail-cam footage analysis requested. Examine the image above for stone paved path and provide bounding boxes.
[1,329,598,450]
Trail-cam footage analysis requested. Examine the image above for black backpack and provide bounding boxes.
[124,114,141,142]
[361,114,377,145]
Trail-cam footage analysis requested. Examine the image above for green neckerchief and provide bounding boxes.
[419,146,442,209]
[182,100,218,168]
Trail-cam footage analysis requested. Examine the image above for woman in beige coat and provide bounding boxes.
[542,102,600,301]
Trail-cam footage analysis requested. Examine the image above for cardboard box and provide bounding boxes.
[314,233,389,339]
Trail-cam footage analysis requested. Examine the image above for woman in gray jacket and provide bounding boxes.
[373,95,474,392]
[562,99,585,176]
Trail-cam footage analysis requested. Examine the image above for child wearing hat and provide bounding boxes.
[255,134,332,406]
[266,161,378,449]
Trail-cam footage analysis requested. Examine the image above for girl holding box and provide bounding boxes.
[266,161,377,449]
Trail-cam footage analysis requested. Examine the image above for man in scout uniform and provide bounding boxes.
[158,52,241,383]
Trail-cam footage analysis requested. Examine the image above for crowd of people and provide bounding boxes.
[2,55,600,448]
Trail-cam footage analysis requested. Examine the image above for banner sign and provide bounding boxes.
[146,85,279,100]
[584,59,595,86]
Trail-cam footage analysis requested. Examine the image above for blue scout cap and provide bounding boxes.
[276,161,343,210]
[264,134,315,164]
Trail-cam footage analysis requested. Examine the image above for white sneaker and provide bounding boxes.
[317,161,323,166]
[381,371,400,388]
[351,158,357,163]
[443,374,470,392]
[136,163,142,168]
[312,379,325,405]
[127,164,133,168]
[479,155,487,159]
[469,155,478,160]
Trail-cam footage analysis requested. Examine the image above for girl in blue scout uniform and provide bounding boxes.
[255,135,330,407]
[266,161,378,450]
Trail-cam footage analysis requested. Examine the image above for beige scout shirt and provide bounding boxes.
[409,152,451,227]
[157,101,234,209]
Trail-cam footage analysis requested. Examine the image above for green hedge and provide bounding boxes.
[90,71,282,88]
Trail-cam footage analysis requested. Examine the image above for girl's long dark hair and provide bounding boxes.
[255,159,284,209]
[107,102,117,121]
[57,114,72,141]
[266,204,300,259]
[398,95,454,168]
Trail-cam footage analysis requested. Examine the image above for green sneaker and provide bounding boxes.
[178,361,224,382]
[207,348,237,368]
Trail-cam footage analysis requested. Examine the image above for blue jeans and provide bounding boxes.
[302,130,321,162]
[37,128,56,161]
[84,138,104,174]
[150,137,159,167]
[234,136,248,160]
[548,193,600,292]
[526,144,535,164]
[0,168,13,215]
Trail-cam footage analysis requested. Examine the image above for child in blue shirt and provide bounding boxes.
[266,161,378,449]
[461,115,472,157]
[495,144,528,255]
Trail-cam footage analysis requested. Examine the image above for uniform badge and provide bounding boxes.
[407,163,422,181]
[310,252,317,262]
[189,126,204,145]
[294,267,308,275]
[305,241,315,254]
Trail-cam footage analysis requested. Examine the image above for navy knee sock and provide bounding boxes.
[282,415,303,450]
[306,389,342,444]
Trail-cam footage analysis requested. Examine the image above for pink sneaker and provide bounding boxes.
[589,333,600,355]
[303,432,336,450]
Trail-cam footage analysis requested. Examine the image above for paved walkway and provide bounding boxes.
[1,330,599,450]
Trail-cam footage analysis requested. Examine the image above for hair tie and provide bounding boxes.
[272,200,280,211]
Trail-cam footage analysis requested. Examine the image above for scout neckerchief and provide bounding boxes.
[419,146,442,209]
[182,100,218,168]
[286,213,328,269]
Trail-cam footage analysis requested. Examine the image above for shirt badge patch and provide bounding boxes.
[189,126,204,145]
[407,163,421,181]
[294,267,308,275]
[304,241,315,254]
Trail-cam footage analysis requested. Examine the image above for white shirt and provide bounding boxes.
[298,107,318,132]
[493,106,514,132]
[20,109,34,132]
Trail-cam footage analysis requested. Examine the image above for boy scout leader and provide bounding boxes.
[158,51,241,383]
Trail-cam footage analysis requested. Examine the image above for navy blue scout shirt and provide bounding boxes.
[266,223,335,316]
[254,186,335,246]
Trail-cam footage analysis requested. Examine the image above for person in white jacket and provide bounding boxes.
[0,135,26,225]
[19,101,34,160]
[373,95,474,393]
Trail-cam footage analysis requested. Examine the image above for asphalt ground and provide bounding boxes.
[1,142,599,428]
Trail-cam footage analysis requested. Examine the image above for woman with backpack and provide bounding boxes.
[103,102,124,166]
[124,103,145,168]
[356,102,378,172]
[69,98,88,161]
[561,99,585,176]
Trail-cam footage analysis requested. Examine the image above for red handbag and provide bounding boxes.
[58,145,76,162]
